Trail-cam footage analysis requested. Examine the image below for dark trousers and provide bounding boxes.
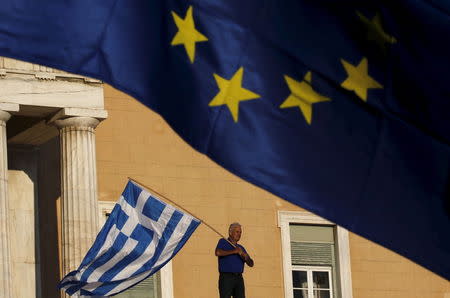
[218,272,245,298]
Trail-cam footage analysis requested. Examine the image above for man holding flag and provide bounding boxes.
[215,223,254,298]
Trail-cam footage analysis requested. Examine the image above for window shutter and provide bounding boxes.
[128,275,155,292]
[114,272,161,298]
[290,242,334,266]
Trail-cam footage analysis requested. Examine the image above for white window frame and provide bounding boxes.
[278,211,353,298]
[292,265,333,298]
[98,201,174,298]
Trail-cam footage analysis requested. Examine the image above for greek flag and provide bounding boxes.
[59,180,201,296]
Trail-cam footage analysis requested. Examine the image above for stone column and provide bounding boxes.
[55,117,100,276]
[0,110,12,298]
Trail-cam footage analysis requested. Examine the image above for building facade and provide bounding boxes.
[0,57,448,297]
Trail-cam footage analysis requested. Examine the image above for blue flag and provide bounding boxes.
[58,180,201,296]
[0,0,449,279]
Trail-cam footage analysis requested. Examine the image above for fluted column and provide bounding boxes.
[0,110,12,298]
[55,117,100,275]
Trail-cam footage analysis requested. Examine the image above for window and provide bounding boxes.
[98,201,174,298]
[278,211,353,298]
[292,266,332,298]
[290,224,335,298]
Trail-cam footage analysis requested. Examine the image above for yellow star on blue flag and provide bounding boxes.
[280,72,331,125]
[209,67,260,123]
[171,6,208,63]
[357,11,397,52]
[341,57,383,102]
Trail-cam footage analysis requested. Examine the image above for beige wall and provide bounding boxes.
[350,233,449,298]
[8,146,40,298]
[7,139,62,298]
[96,85,449,298]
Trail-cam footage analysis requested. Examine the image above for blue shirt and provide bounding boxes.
[216,238,247,273]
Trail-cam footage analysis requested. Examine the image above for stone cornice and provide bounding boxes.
[0,56,101,84]
[0,68,101,84]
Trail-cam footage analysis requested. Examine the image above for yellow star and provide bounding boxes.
[357,12,397,51]
[280,72,331,125]
[341,57,383,101]
[209,67,260,123]
[171,6,208,63]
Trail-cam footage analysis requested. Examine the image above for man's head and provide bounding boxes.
[228,222,242,243]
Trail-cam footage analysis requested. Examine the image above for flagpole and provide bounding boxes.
[127,177,236,247]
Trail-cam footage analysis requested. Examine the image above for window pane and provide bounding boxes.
[313,289,330,298]
[294,289,308,298]
[313,271,330,289]
[292,270,307,288]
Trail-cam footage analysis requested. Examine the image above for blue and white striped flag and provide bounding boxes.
[59,180,201,296]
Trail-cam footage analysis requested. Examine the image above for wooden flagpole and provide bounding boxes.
[127,177,235,247]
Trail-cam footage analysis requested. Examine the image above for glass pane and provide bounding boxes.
[294,289,308,298]
[313,289,330,298]
[292,270,307,288]
[313,271,330,289]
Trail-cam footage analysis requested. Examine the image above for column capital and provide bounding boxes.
[0,110,11,123]
[49,107,107,124]
[54,116,100,130]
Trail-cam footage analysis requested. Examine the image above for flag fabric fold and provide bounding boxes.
[58,180,201,296]
[0,0,449,279]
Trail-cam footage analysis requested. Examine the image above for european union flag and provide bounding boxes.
[0,0,449,279]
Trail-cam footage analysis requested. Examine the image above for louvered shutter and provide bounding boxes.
[114,270,161,298]
[290,242,334,266]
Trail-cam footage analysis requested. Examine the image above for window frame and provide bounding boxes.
[292,265,333,298]
[278,211,353,298]
[98,201,174,298]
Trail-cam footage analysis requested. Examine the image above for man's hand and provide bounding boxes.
[235,247,254,267]
[235,246,244,257]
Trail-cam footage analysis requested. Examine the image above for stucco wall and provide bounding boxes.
[350,233,450,298]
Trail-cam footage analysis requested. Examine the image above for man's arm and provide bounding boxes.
[215,242,254,267]
[215,247,240,257]
[234,245,254,267]
[241,252,254,267]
